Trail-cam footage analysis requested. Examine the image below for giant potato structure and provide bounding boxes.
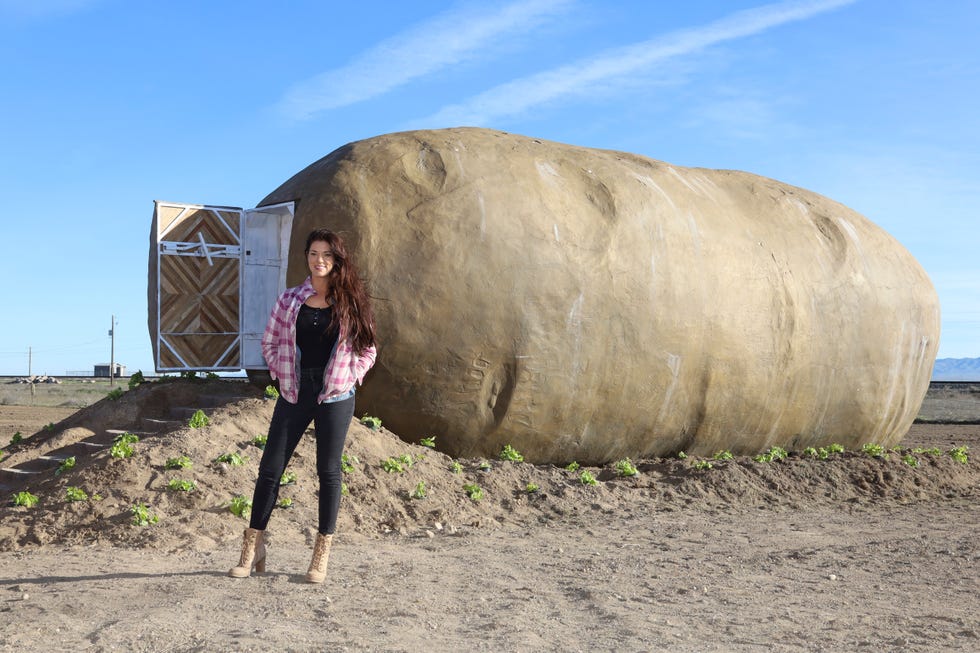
[259,128,939,463]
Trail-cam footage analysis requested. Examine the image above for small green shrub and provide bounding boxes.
[341,453,360,473]
[614,458,638,477]
[579,470,597,486]
[411,481,427,499]
[280,471,297,485]
[912,447,942,456]
[477,459,492,471]
[228,495,252,518]
[264,385,279,400]
[56,456,76,476]
[114,432,140,444]
[676,451,688,459]
[564,461,580,472]
[277,497,293,508]
[902,454,919,467]
[450,461,463,474]
[463,483,483,501]
[803,447,818,458]
[949,446,969,464]
[110,441,135,459]
[164,455,192,470]
[106,388,124,401]
[397,453,415,468]
[128,371,145,390]
[419,436,436,448]
[167,478,196,492]
[360,414,382,430]
[754,446,789,463]
[827,443,845,454]
[188,410,210,429]
[499,444,524,462]
[65,486,88,502]
[381,457,404,473]
[251,435,268,449]
[12,491,39,507]
[526,482,540,494]
[861,443,886,458]
[130,503,159,527]
[692,460,713,470]
[206,372,219,379]
[340,483,349,496]
[213,452,247,466]
[10,432,22,445]
[713,450,734,461]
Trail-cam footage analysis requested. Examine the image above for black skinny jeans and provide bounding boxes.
[249,368,355,535]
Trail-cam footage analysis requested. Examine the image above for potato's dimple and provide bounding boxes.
[260,127,940,464]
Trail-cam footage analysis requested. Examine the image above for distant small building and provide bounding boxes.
[94,363,126,378]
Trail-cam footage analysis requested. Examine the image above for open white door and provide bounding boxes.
[241,202,294,370]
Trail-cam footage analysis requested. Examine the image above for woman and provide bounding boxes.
[229,228,377,583]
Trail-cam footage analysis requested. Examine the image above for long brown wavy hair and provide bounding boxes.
[305,229,376,354]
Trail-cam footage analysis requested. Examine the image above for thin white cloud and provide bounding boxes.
[276,0,575,121]
[418,0,858,126]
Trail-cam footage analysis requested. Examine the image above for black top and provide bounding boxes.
[296,303,339,369]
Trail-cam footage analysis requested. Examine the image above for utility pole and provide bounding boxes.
[28,346,32,377]
[109,315,116,387]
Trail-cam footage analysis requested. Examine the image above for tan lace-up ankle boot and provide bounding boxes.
[228,527,266,578]
[305,533,333,583]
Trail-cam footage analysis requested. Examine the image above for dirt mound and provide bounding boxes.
[1,380,977,552]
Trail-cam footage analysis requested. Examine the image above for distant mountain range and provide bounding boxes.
[932,357,980,381]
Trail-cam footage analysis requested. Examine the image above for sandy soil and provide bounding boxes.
[1,380,978,652]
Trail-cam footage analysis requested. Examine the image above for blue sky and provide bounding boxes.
[0,0,977,376]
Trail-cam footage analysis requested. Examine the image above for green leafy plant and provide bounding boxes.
[411,481,427,499]
[110,440,135,459]
[948,446,969,464]
[213,452,247,466]
[10,432,22,445]
[912,447,942,456]
[499,444,524,462]
[713,450,734,461]
[861,443,886,458]
[419,436,436,448]
[130,503,159,527]
[463,483,484,501]
[44,422,55,431]
[12,491,39,507]
[164,455,192,470]
[692,460,714,470]
[579,470,597,486]
[450,461,463,474]
[381,457,405,473]
[902,454,919,467]
[65,486,88,502]
[115,432,140,444]
[277,497,293,508]
[341,453,360,473]
[360,414,382,430]
[56,456,76,476]
[754,446,789,463]
[341,483,349,496]
[397,453,415,468]
[0,450,5,462]
[188,410,210,429]
[128,370,145,390]
[564,461,580,472]
[477,459,492,472]
[526,482,540,494]
[280,471,297,485]
[167,478,196,492]
[827,443,845,454]
[228,495,252,518]
[106,387,124,401]
[803,447,819,458]
[614,458,639,477]
[180,371,198,380]
[264,385,279,400]
[251,435,268,449]
[206,372,219,379]
[676,451,688,459]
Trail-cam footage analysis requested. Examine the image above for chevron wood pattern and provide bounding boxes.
[159,334,240,369]
[158,207,240,244]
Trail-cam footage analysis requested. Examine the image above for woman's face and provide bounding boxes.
[307,240,335,279]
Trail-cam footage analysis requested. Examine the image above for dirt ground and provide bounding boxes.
[0,380,977,652]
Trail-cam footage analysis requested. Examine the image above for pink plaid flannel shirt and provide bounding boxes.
[261,277,377,404]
